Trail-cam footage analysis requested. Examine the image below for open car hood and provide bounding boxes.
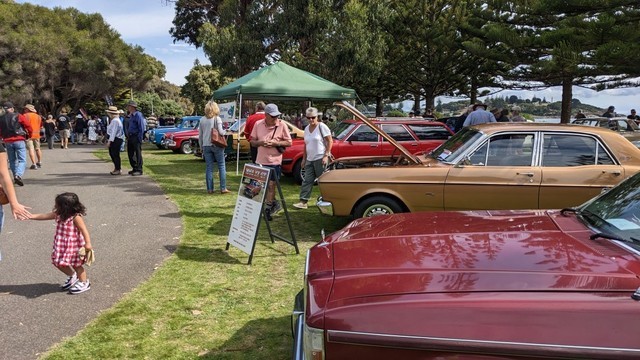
[327,210,640,301]
[334,101,421,165]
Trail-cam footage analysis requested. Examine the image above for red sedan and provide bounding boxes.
[292,171,640,359]
[282,118,453,183]
[161,128,199,154]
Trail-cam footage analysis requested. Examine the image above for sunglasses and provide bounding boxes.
[306,116,316,120]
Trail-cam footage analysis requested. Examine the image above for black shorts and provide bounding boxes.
[262,164,282,181]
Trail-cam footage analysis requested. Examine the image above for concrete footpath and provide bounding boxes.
[0,144,182,359]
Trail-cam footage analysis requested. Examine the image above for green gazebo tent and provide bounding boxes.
[212,61,356,101]
[213,61,356,173]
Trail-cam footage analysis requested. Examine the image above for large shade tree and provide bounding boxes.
[483,0,640,123]
[0,2,162,115]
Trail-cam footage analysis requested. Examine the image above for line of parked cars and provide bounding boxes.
[291,101,640,359]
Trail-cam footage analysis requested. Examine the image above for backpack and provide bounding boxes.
[0,112,27,139]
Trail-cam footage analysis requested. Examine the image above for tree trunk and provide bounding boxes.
[413,92,421,113]
[470,78,478,104]
[561,78,572,124]
[376,95,384,117]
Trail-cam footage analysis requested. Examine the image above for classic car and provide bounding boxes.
[572,117,640,147]
[161,128,199,154]
[292,171,640,360]
[317,101,640,218]
[282,118,453,184]
[148,116,200,148]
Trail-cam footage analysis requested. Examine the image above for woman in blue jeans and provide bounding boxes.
[198,101,229,194]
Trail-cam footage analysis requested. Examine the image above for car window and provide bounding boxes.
[408,124,451,140]
[347,125,378,142]
[467,134,533,166]
[380,124,415,142]
[335,123,356,140]
[431,127,483,162]
[542,134,608,166]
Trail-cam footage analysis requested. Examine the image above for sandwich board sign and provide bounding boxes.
[227,164,269,257]
[226,163,299,264]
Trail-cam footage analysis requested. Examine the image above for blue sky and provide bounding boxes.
[16,1,640,115]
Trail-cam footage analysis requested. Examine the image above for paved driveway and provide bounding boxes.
[0,145,182,359]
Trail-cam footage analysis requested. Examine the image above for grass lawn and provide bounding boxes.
[43,146,351,360]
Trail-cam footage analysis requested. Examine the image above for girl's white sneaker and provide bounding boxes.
[69,280,91,294]
[61,273,78,291]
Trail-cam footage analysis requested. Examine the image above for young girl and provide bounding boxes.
[30,193,92,294]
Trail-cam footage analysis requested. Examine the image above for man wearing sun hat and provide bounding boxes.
[463,102,496,127]
[125,100,145,176]
[22,104,43,170]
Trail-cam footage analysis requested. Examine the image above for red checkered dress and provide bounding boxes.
[51,215,86,267]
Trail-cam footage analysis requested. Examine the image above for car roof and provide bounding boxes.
[471,122,625,136]
[342,118,447,126]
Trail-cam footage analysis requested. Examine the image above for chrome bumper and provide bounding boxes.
[316,196,334,216]
[291,289,305,360]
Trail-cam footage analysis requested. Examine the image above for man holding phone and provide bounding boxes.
[249,103,291,219]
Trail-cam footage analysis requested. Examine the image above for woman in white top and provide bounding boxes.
[198,101,229,194]
[105,106,125,175]
[293,107,333,209]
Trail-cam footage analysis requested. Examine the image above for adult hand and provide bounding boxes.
[10,202,32,220]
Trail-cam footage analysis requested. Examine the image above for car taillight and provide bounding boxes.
[303,323,325,360]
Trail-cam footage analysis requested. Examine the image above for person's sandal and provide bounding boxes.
[220,189,231,194]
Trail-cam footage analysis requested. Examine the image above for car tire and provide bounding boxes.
[293,160,303,185]
[354,196,404,218]
[180,141,192,154]
[156,144,163,149]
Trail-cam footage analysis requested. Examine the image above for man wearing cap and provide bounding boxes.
[627,109,639,123]
[244,101,266,163]
[602,106,615,118]
[250,103,292,219]
[0,102,32,186]
[56,109,71,149]
[463,102,497,127]
[575,109,586,119]
[510,106,526,122]
[126,100,145,176]
[23,104,43,169]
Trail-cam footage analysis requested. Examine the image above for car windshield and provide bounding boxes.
[334,122,355,140]
[429,127,483,162]
[228,119,246,132]
[577,173,640,245]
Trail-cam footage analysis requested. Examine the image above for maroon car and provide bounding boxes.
[292,172,640,359]
[282,119,453,184]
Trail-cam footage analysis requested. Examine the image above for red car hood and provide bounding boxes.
[328,210,640,302]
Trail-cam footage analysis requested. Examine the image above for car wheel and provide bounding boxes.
[293,160,303,185]
[354,196,404,218]
[156,144,163,149]
[180,141,192,154]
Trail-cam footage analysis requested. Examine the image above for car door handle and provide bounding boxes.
[517,172,535,177]
[370,144,378,147]
[602,170,621,176]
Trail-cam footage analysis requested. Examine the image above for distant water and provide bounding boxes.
[534,118,561,123]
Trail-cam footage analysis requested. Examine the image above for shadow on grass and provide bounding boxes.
[174,246,241,264]
[202,315,292,360]
[0,283,61,298]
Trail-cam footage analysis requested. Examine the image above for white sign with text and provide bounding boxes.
[227,164,270,255]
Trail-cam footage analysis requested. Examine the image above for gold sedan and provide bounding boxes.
[317,102,640,218]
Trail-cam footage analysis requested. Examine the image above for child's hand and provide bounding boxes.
[84,244,92,251]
